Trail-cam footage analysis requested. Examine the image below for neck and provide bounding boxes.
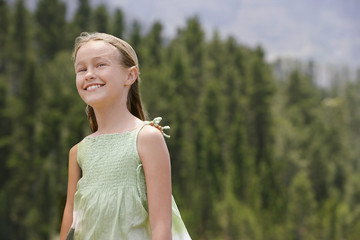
[92,101,142,135]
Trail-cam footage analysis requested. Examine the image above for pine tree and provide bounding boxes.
[286,70,321,124]
[0,1,32,238]
[73,0,92,31]
[0,75,11,240]
[248,47,278,209]
[111,8,125,38]
[9,0,31,95]
[6,60,42,239]
[140,21,165,115]
[35,0,67,59]
[182,16,204,91]
[93,4,109,33]
[195,80,224,238]
[128,20,143,63]
[0,0,9,72]
[287,171,316,240]
[145,21,163,66]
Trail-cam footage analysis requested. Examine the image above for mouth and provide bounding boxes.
[85,84,104,91]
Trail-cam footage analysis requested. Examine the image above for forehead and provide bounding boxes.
[75,40,120,63]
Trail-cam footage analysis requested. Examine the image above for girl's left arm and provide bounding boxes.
[138,125,172,240]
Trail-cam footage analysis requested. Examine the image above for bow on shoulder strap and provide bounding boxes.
[144,117,170,138]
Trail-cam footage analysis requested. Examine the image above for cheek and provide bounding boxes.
[75,76,82,91]
[75,77,85,98]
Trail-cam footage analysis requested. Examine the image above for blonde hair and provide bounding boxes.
[73,32,147,132]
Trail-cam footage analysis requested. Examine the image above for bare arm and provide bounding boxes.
[60,145,81,240]
[138,125,172,240]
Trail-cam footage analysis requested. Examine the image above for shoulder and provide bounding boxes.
[138,125,165,143]
[137,125,169,160]
[70,144,78,153]
[69,144,78,158]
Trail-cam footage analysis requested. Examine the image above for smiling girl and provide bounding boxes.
[59,32,191,240]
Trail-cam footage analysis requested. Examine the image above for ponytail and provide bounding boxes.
[127,79,147,121]
[86,105,98,133]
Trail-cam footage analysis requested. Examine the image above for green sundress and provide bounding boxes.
[66,118,191,240]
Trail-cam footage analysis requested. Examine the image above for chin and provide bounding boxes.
[83,97,107,108]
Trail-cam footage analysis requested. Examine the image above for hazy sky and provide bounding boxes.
[90,0,360,69]
[27,0,360,69]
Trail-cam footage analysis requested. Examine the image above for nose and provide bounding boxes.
[85,69,96,80]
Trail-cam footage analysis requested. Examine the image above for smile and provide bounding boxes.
[85,84,103,91]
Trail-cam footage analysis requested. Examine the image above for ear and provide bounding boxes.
[124,66,138,86]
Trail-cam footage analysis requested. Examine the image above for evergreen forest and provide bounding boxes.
[1,0,360,239]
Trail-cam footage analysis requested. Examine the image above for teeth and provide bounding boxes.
[86,85,102,90]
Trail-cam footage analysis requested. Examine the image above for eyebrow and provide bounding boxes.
[75,56,111,68]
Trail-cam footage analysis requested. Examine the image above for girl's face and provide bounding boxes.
[74,40,135,109]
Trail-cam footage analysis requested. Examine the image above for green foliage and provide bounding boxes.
[0,2,359,240]
[73,0,92,31]
[129,20,143,55]
[111,8,125,38]
[0,0,9,72]
[93,4,110,33]
[35,0,67,59]
[287,171,316,240]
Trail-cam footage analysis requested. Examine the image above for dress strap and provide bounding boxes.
[144,117,170,138]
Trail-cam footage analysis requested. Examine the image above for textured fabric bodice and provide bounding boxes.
[76,128,147,202]
[67,123,191,240]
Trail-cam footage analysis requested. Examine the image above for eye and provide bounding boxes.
[77,68,86,73]
[97,63,106,68]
